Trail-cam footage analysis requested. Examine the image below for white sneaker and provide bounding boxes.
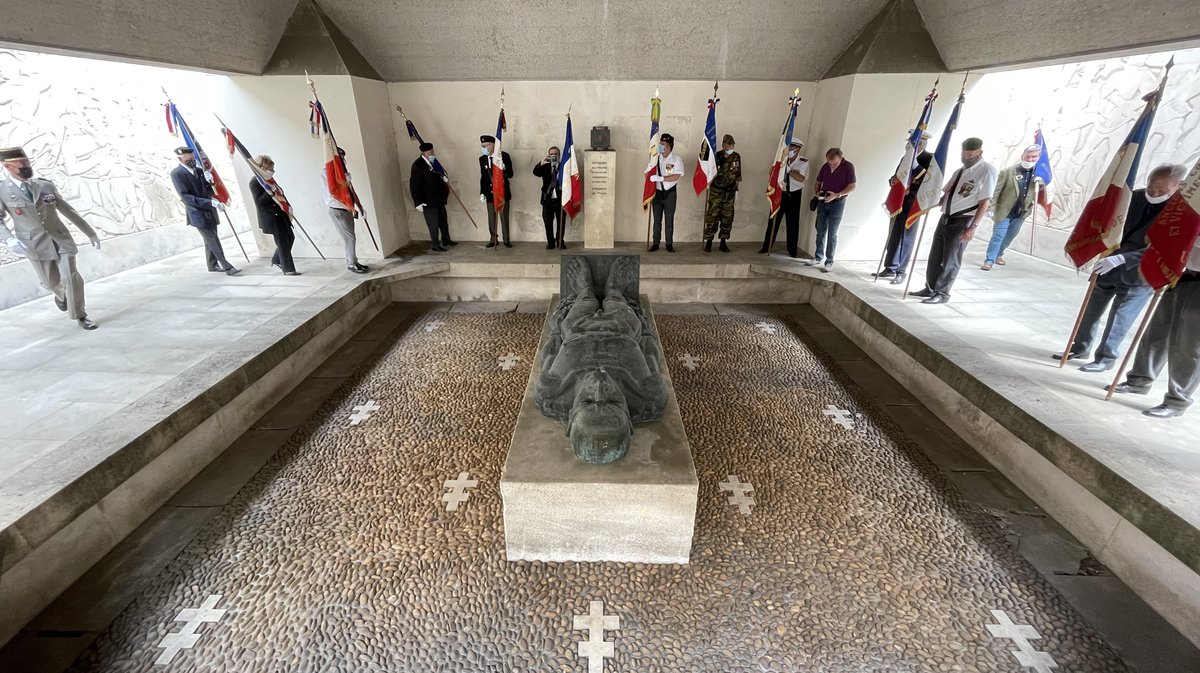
[802,257,823,266]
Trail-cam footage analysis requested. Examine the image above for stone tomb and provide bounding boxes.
[500,254,699,563]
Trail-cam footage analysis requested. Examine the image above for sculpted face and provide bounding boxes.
[566,369,633,464]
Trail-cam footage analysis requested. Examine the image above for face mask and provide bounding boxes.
[480,147,489,155]
[184,159,197,169]
[15,167,33,180]
[1146,191,1173,205]
[724,149,733,155]
[658,144,666,154]
[262,170,275,179]
[962,156,980,168]
[427,154,436,161]
[1020,160,1036,170]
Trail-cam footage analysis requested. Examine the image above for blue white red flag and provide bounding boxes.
[765,90,801,218]
[693,95,719,195]
[886,84,937,218]
[491,107,507,213]
[165,101,231,205]
[642,90,662,208]
[1033,128,1054,218]
[559,115,582,219]
[912,91,965,227]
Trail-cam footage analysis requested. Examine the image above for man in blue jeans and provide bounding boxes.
[982,144,1042,270]
[805,147,856,272]
[1054,164,1185,372]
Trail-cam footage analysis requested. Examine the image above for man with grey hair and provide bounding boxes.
[982,143,1043,270]
[1054,163,1186,372]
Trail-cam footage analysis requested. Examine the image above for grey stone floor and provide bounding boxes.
[14,307,1190,672]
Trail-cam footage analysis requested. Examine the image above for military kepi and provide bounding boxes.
[173,146,194,156]
[419,142,434,152]
[0,147,28,161]
[480,135,496,143]
[962,137,983,151]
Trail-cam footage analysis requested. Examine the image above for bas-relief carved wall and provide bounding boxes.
[961,48,1200,264]
[0,49,245,266]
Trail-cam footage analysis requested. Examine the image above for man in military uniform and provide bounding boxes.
[703,134,742,252]
[1,146,101,330]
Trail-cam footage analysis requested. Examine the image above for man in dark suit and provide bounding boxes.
[532,145,563,249]
[410,142,451,252]
[1055,163,1186,372]
[479,134,513,248]
[874,148,933,284]
[170,147,239,275]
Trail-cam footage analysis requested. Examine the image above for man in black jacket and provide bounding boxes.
[410,142,452,252]
[532,145,563,249]
[875,148,932,284]
[170,147,239,275]
[479,134,514,248]
[1055,163,1186,372]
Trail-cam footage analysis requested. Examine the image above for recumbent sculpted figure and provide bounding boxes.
[534,256,667,464]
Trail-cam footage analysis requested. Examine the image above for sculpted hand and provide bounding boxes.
[6,237,26,257]
[1094,254,1125,275]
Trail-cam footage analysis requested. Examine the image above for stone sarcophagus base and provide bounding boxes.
[500,277,698,563]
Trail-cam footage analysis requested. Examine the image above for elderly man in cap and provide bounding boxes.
[761,137,807,257]
[702,134,742,253]
[982,143,1044,270]
[874,131,931,283]
[170,146,239,275]
[1,146,101,329]
[647,132,685,252]
[410,141,452,252]
[479,134,514,248]
[912,137,997,304]
[323,147,370,273]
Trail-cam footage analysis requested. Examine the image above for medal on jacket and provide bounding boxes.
[13,207,22,216]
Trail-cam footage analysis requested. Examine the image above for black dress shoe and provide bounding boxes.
[910,288,933,298]
[757,248,768,254]
[889,274,906,285]
[1144,404,1186,419]
[1079,360,1115,373]
[77,316,98,330]
[921,293,949,304]
[348,264,369,274]
[547,242,556,249]
[649,243,660,252]
[445,240,458,246]
[54,296,67,312]
[503,242,512,248]
[283,270,302,276]
[559,241,567,249]
[719,240,730,252]
[704,239,712,252]
[1052,351,1087,361]
[666,244,675,253]
[1108,382,1151,395]
[431,245,446,252]
[485,241,497,248]
[872,269,896,278]
[224,267,241,276]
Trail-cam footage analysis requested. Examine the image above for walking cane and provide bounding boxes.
[1104,287,1165,400]
[1059,270,1100,368]
[901,212,931,300]
[219,210,252,263]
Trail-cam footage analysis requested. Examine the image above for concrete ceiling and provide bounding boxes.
[0,0,1197,79]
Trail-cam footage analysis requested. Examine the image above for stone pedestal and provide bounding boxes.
[500,295,698,564]
[583,151,616,249]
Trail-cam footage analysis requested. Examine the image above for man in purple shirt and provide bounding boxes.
[804,148,856,271]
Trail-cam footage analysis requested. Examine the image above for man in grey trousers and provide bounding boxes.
[321,150,369,274]
[1,146,101,330]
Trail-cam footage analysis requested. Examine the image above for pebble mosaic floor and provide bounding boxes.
[66,310,1131,672]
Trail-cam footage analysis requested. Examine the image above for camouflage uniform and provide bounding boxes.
[703,150,741,240]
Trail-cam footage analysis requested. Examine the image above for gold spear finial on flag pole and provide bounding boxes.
[961,71,970,95]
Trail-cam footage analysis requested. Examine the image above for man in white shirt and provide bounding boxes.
[322,147,368,274]
[760,137,808,256]
[912,137,998,304]
[1112,235,1200,418]
[647,133,685,252]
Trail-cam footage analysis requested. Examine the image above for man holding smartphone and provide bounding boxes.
[532,145,564,249]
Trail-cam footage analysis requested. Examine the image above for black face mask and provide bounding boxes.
[16,167,33,180]
[184,159,197,169]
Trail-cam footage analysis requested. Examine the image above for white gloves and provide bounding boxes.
[480,194,488,204]
[416,204,426,213]
[6,237,26,257]
[203,170,214,182]
[211,199,226,212]
[442,176,449,183]
[650,175,664,183]
[1094,254,1125,274]
[89,237,101,250]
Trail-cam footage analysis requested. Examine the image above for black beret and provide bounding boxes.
[174,146,195,156]
[419,142,434,152]
[962,137,983,151]
[0,147,28,161]
[480,135,496,143]
[660,133,674,145]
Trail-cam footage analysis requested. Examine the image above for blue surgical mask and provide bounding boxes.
[658,144,666,154]
[481,147,489,155]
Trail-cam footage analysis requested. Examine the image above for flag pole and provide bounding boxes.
[1059,270,1100,367]
[1029,179,1039,256]
[1104,287,1165,400]
[394,104,479,230]
[901,212,930,300]
[218,211,251,263]
[645,87,661,251]
[307,72,379,251]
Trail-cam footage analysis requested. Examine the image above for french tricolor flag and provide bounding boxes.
[1064,66,1169,268]
[885,84,937,218]
[491,106,507,213]
[1140,159,1200,289]
[913,91,964,226]
[559,115,582,219]
[1033,128,1054,218]
[692,96,719,195]
[765,91,800,217]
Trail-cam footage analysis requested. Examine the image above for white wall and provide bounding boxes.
[387,80,817,245]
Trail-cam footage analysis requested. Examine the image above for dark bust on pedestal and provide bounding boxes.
[534,255,667,464]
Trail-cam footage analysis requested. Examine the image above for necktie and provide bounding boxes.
[20,182,32,201]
